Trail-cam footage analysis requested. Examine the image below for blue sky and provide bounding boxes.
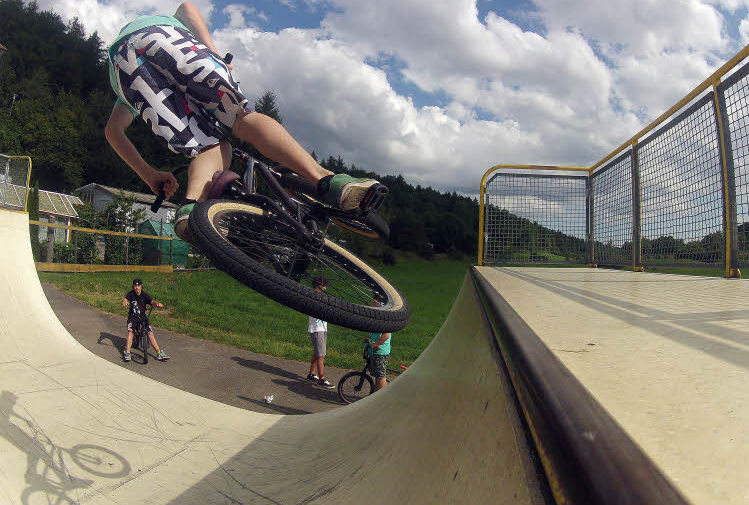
[29,0,749,194]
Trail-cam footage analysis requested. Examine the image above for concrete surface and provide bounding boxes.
[0,209,545,505]
[479,266,749,505]
[42,284,344,415]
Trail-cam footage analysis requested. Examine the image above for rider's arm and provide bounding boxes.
[122,298,129,308]
[174,2,220,55]
[105,103,177,197]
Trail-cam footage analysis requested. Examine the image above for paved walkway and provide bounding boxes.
[42,284,346,415]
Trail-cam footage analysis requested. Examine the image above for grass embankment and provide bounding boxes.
[39,258,473,370]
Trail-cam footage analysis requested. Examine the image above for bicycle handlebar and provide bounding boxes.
[150,165,189,213]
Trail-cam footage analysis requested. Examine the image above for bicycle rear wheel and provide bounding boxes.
[337,371,374,404]
[189,200,411,332]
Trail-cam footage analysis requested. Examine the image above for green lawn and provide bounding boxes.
[39,258,473,370]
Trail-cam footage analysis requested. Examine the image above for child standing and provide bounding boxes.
[307,277,334,389]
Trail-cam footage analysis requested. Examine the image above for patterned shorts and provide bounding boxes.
[370,354,389,379]
[114,25,251,158]
[127,318,153,334]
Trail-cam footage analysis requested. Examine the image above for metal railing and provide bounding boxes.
[479,45,749,278]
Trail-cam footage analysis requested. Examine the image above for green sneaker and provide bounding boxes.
[174,202,196,243]
[318,174,383,211]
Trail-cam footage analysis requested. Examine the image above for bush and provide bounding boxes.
[447,248,463,261]
[381,246,397,266]
[53,242,76,263]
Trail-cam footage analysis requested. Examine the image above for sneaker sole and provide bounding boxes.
[338,181,380,211]
[174,218,194,244]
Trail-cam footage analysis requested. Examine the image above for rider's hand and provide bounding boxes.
[147,170,178,199]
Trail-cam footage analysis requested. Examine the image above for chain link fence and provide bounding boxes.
[480,46,749,277]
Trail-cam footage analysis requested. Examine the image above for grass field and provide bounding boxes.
[39,258,474,370]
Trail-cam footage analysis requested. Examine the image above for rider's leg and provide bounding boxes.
[375,377,387,391]
[315,356,326,380]
[125,330,134,352]
[231,111,382,210]
[147,331,160,354]
[309,354,319,377]
[175,141,232,241]
[185,141,232,201]
[231,111,331,183]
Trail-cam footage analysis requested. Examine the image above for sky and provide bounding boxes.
[28,0,749,194]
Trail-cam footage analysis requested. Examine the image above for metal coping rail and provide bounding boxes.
[470,267,690,505]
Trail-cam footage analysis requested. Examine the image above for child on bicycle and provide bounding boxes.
[121,278,169,362]
[306,277,334,389]
[104,2,385,243]
[368,331,392,391]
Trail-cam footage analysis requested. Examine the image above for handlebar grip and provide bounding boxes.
[224,53,233,64]
[151,190,165,213]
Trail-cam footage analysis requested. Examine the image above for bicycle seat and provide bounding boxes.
[207,170,240,199]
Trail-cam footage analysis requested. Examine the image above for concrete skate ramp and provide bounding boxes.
[0,210,688,505]
[0,210,548,505]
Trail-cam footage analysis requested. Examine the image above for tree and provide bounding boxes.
[254,91,283,124]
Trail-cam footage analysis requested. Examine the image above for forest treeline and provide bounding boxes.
[0,0,478,259]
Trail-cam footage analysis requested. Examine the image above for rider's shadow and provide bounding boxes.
[0,390,131,504]
[97,332,126,353]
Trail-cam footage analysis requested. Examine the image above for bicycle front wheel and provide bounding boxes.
[189,200,411,332]
[337,371,374,404]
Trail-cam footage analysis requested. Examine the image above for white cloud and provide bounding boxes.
[21,0,749,192]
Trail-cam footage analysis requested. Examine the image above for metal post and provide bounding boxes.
[3,159,9,208]
[713,81,742,278]
[586,176,594,265]
[160,219,164,266]
[631,143,643,271]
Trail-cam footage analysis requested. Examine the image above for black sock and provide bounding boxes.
[317,175,335,197]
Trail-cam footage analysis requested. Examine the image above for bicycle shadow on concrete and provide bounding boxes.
[231,357,342,406]
[237,396,311,415]
[97,331,125,353]
[1,390,131,505]
[98,332,150,364]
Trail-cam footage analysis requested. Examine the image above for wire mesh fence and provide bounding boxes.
[591,152,634,265]
[482,169,588,265]
[0,155,31,211]
[720,62,749,268]
[480,47,749,277]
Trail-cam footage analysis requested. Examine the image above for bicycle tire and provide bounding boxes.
[69,444,130,478]
[337,371,374,404]
[189,199,411,332]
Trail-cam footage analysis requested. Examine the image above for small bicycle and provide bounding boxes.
[151,72,412,333]
[337,339,407,404]
[129,301,153,364]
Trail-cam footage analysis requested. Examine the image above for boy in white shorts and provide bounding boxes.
[306,277,334,389]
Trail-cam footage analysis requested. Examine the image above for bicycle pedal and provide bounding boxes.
[360,184,388,212]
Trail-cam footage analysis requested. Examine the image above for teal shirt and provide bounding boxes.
[107,15,189,117]
[369,332,391,356]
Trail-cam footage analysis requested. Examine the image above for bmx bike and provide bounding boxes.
[129,302,153,364]
[337,339,407,404]
[151,68,411,333]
